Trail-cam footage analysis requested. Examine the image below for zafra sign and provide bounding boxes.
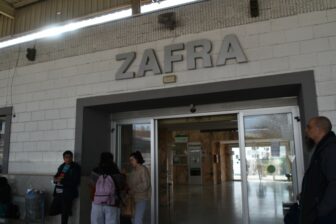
[115,34,247,80]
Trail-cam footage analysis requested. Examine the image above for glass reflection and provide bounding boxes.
[0,117,5,173]
[117,123,151,223]
[244,113,296,224]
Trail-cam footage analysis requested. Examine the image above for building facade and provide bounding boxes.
[0,0,336,223]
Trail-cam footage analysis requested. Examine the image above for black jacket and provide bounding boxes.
[53,162,81,199]
[300,131,336,224]
[0,177,11,204]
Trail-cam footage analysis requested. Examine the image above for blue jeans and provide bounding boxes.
[132,200,147,224]
[91,203,120,224]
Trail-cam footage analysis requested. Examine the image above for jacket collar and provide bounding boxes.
[314,131,336,154]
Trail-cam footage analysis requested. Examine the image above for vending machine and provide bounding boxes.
[188,142,202,185]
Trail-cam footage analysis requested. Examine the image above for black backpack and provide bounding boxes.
[112,173,126,191]
[111,173,127,206]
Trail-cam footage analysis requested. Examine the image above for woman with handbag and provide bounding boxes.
[127,151,151,224]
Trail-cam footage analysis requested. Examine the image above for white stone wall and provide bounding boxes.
[0,9,335,174]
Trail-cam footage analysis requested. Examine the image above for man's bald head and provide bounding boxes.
[311,116,332,133]
[306,116,332,144]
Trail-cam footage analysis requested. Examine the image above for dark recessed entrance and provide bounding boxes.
[75,71,317,224]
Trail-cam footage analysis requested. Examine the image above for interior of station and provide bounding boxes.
[115,112,296,223]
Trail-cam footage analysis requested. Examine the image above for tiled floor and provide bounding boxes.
[160,180,293,224]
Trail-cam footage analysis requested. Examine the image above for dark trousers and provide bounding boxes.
[284,203,299,224]
[317,212,336,224]
[49,194,73,224]
[120,215,132,224]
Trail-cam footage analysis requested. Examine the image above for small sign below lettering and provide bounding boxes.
[163,74,177,84]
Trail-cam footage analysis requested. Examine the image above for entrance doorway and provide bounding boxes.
[155,107,302,224]
[157,114,243,224]
[75,72,316,224]
[113,106,303,224]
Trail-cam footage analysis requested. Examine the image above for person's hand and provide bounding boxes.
[54,176,63,183]
[128,189,135,195]
[296,193,301,201]
[121,168,127,174]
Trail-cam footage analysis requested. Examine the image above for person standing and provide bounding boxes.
[0,176,11,218]
[49,150,81,224]
[256,155,263,181]
[90,152,122,224]
[127,151,151,224]
[300,116,336,224]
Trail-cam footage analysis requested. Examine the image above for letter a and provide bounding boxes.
[217,34,247,66]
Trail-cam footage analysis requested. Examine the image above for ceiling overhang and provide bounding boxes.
[0,0,14,19]
[10,0,41,8]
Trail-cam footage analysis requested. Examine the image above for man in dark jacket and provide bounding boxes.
[300,116,336,224]
[49,150,81,224]
[0,176,11,218]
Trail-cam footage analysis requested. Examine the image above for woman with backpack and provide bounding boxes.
[90,152,122,224]
[127,151,151,224]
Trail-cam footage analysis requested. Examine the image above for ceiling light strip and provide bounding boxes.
[0,8,133,49]
[141,0,200,13]
[0,0,201,50]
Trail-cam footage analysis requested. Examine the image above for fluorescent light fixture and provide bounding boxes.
[0,8,132,49]
[141,0,200,13]
[0,0,201,49]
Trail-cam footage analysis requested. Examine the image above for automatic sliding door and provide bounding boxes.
[239,107,303,224]
[116,122,153,224]
[113,106,304,224]
[0,117,5,172]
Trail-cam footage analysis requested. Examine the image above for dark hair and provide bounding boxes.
[63,150,73,157]
[313,116,332,133]
[99,152,114,167]
[129,151,145,164]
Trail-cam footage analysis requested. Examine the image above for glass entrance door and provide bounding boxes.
[157,114,244,224]
[0,117,5,173]
[113,106,304,224]
[114,121,153,224]
[239,107,304,224]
